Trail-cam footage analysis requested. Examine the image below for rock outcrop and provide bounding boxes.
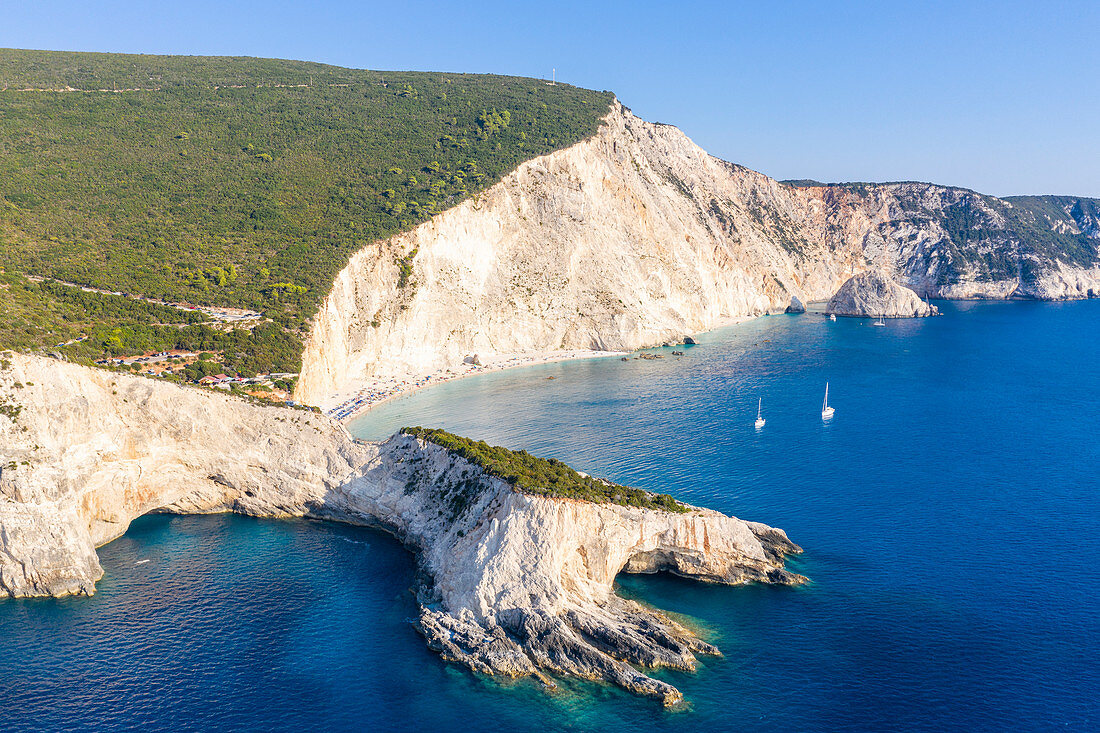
[0,353,371,597]
[826,270,937,318]
[296,102,1100,407]
[0,354,802,704]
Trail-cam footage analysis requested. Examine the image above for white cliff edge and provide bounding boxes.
[0,354,802,705]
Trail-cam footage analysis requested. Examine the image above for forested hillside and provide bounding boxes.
[0,49,613,375]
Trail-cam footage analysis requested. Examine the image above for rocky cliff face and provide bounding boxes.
[297,103,1100,406]
[799,182,1100,300]
[826,270,936,317]
[0,354,801,704]
[296,102,846,404]
[0,353,371,597]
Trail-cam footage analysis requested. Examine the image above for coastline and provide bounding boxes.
[325,349,626,423]
[325,315,759,424]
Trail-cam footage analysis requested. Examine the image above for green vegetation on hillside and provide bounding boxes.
[402,427,689,513]
[0,269,199,350]
[779,179,827,187]
[0,271,300,375]
[0,49,613,373]
[1004,195,1100,265]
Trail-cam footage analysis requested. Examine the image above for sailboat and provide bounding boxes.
[873,313,886,326]
[755,398,765,430]
[822,382,835,420]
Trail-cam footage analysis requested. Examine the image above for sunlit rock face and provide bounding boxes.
[826,270,937,318]
[296,102,1099,407]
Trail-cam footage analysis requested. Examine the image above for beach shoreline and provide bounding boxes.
[325,349,627,423]
[325,316,760,424]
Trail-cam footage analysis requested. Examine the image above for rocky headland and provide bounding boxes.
[826,270,937,318]
[4,77,1098,708]
[0,353,802,705]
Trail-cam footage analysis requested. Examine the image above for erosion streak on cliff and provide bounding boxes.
[296,103,1100,407]
[0,354,801,704]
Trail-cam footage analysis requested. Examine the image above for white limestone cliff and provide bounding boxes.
[0,353,801,704]
[296,103,1100,407]
[0,353,371,597]
[296,102,844,405]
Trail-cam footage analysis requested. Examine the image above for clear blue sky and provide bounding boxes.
[4,0,1098,197]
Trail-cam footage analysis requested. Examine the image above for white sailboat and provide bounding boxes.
[755,398,765,430]
[821,382,835,420]
[873,313,886,326]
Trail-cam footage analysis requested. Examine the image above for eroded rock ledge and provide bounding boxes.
[0,354,802,704]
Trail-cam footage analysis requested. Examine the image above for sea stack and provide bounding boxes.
[826,270,938,318]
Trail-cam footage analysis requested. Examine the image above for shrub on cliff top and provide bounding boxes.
[401,427,689,513]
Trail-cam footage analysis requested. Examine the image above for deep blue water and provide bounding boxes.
[3,301,1099,732]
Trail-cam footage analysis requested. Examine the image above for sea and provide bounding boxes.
[2,300,1098,732]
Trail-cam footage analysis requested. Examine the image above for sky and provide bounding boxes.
[3,0,1098,197]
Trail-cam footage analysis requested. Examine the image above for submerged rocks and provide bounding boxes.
[826,270,937,318]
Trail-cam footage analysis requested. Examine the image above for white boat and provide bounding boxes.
[873,314,886,326]
[754,397,765,429]
[822,382,835,420]
[829,314,837,321]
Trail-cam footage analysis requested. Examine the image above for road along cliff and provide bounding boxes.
[0,354,802,705]
[296,102,1100,407]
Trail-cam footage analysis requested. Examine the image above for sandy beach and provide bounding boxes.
[324,316,759,423]
[324,349,627,423]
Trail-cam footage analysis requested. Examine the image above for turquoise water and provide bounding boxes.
[3,301,1099,731]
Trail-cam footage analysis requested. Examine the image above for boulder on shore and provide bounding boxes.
[826,270,937,318]
[785,295,805,314]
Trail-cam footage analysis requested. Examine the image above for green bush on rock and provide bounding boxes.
[401,427,689,513]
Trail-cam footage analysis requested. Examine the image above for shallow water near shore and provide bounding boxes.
[4,301,1100,731]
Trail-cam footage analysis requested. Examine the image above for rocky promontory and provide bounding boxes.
[0,354,802,705]
[826,270,938,318]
